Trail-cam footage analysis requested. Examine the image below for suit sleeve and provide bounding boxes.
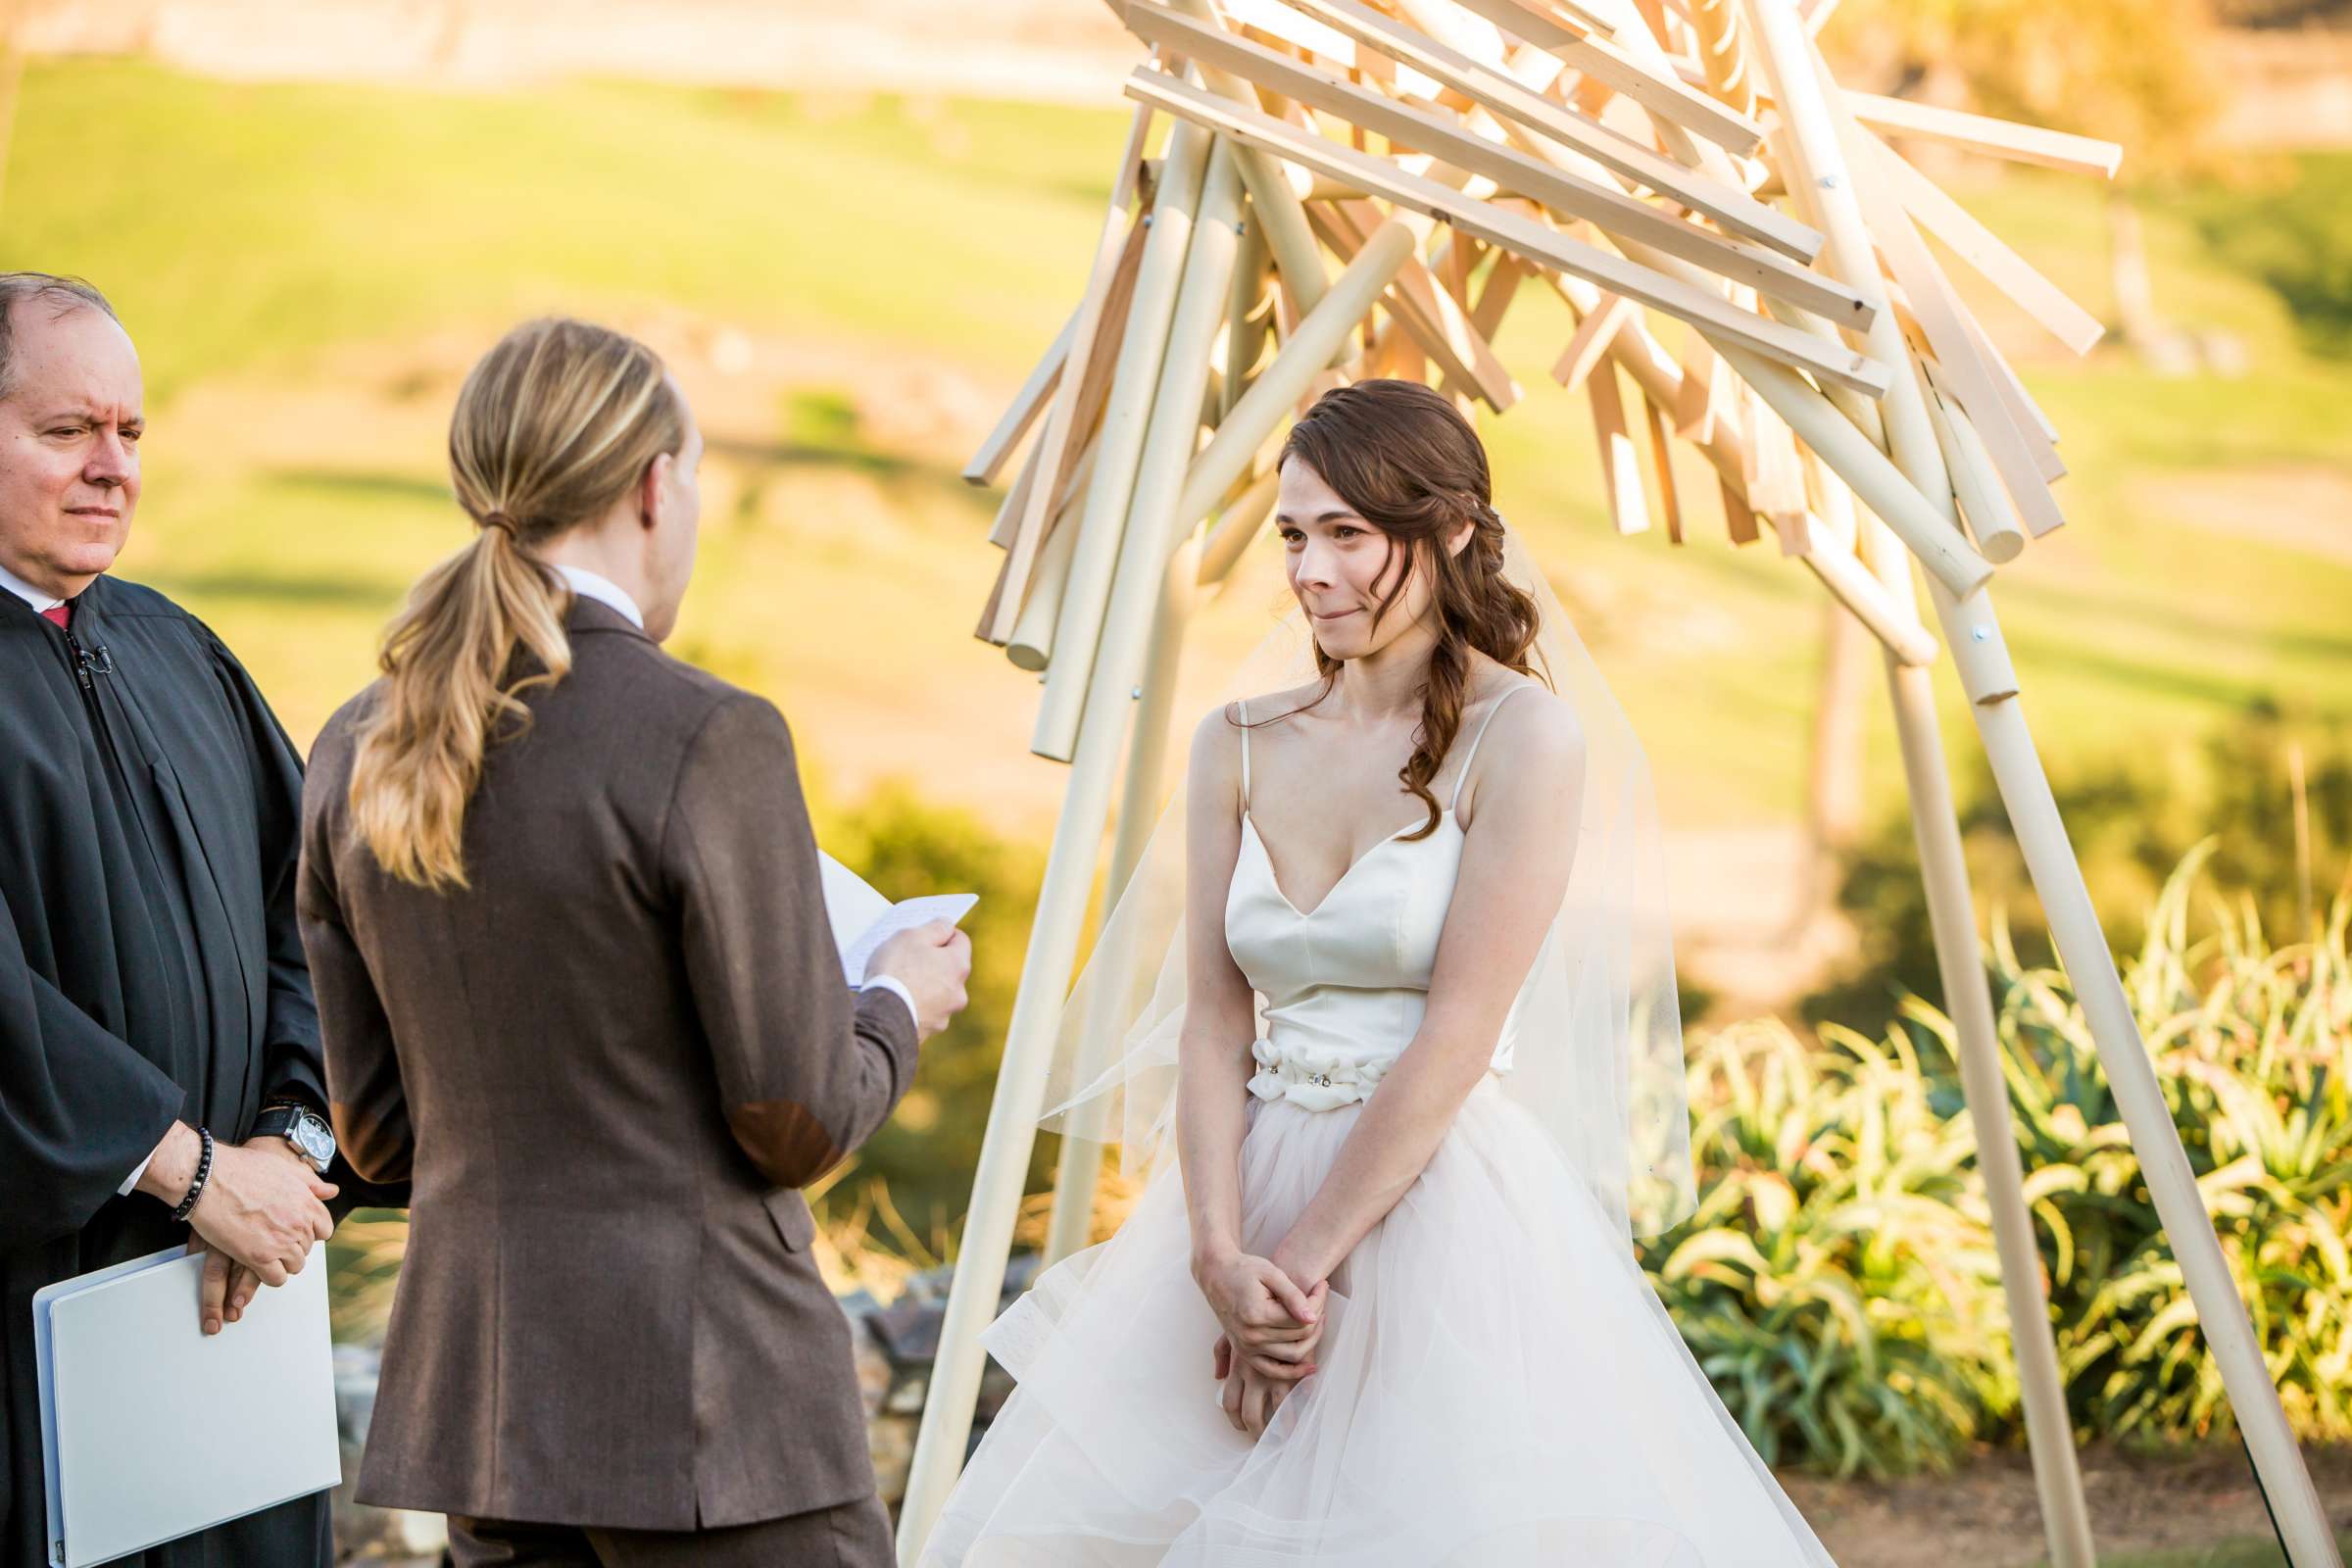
[295,729,416,1188]
[0,885,185,1250]
[205,626,325,1115]
[661,694,920,1189]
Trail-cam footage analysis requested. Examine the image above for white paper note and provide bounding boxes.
[817,851,977,985]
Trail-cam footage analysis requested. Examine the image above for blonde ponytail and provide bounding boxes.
[349,318,684,890]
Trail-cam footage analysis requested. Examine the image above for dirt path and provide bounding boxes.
[1783,1443,2352,1568]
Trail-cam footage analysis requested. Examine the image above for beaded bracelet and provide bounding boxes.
[169,1126,215,1223]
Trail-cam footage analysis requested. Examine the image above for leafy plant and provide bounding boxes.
[1649,844,2352,1471]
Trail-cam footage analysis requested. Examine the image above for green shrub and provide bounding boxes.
[1642,1018,2016,1475]
[806,775,1046,1234]
[1649,844,2352,1472]
[2006,843,2352,1447]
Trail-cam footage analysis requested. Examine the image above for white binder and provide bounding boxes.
[33,1242,341,1567]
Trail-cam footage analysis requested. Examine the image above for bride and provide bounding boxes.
[920,379,1838,1565]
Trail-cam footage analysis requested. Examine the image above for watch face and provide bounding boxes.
[294,1117,335,1164]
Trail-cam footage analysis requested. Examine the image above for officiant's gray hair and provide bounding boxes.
[0,273,120,400]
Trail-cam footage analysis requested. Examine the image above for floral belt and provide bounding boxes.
[1245,1038,1396,1113]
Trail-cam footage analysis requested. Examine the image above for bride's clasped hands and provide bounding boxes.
[1192,1242,1327,1436]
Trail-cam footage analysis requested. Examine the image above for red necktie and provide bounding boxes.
[40,605,71,631]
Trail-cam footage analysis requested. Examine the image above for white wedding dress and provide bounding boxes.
[920,685,1838,1566]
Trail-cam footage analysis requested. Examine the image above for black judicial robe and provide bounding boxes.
[1,575,344,1568]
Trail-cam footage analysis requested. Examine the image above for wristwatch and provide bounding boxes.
[252,1102,336,1174]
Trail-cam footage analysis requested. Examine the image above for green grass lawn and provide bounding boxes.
[4,57,2348,841]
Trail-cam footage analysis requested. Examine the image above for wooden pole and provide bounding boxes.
[897,222,1416,1561]
[1005,460,1090,672]
[1808,442,2097,1567]
[1197,463,1284,587]
[1042,520,1208,1267]
[1031,121,1215,761]
[986,102,1157,646]
[1885,636,2098,1568]
[1164,0,1333,318]
[1030,140,1249,1264]
[963,308,1074,488]
[1741,4,2339,1560]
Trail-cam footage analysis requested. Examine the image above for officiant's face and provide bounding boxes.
[0,302,141,598]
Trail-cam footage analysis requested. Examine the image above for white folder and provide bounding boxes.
[33,1242,341,1568]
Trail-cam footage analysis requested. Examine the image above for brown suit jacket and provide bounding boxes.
[297,598,919,1531]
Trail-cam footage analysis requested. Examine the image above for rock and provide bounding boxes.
[331,1343,447,1560]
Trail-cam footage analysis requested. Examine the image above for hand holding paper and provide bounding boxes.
[816,852,977,985]
[818,853,976,1042]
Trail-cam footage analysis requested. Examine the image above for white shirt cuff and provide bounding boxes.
[119,1150,156,1198]
[859,974,920,1034]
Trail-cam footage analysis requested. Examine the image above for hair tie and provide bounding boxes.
[480,509,518,538]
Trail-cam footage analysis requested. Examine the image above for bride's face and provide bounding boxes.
[1278,458,1410,661]
[1277,457,1466,662]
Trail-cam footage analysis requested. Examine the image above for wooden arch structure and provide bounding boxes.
[896,2,2342,1563]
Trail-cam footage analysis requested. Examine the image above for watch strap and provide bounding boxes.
[251,1103,302,1141]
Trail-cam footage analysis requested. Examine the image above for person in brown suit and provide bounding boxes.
[297,318,971,1567]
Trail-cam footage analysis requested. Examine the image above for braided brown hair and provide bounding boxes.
[1263,379,1543,840]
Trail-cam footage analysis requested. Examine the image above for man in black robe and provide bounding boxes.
[0,274,368,1567]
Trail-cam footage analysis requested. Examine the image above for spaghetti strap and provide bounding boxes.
[1236,698,1251,814]
[1450,682,1536,811]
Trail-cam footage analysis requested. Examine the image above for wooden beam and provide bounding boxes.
[1821,62,2067,538]
[1123,67,1891,396]
[1867,125,2103,357]
[1588,357,1649,535]
[1311,196,1519,409]
[964,309,1074,487]
[1470,249,1527,338]
[1448,0,1769,155]
[1840,88,2122,178]
[1639,389,1683,543]
[1125,0,1869,326]
[1284,0,1821,261]
[985,103,1157,644]
[1551,289,1635,393]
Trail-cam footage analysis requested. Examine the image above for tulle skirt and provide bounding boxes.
[918,1078,1839,1566]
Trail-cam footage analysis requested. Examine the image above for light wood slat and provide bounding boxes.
[1447,0,1768,155]
[964,307,1074,487]
[1315,196,1520,409]
[1639,388,1684,543]
[1865,125,2104,356]
[1840,89,2122,177]
[983,417,1047,554]
[1552,289,1636,392]
[985,101,1157,644]
[1123,67,1891,396]
[1588,356,1650,535]
[1124,0,1870,326]
[1817,60,2067,538]
[1285,0,1821,261]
